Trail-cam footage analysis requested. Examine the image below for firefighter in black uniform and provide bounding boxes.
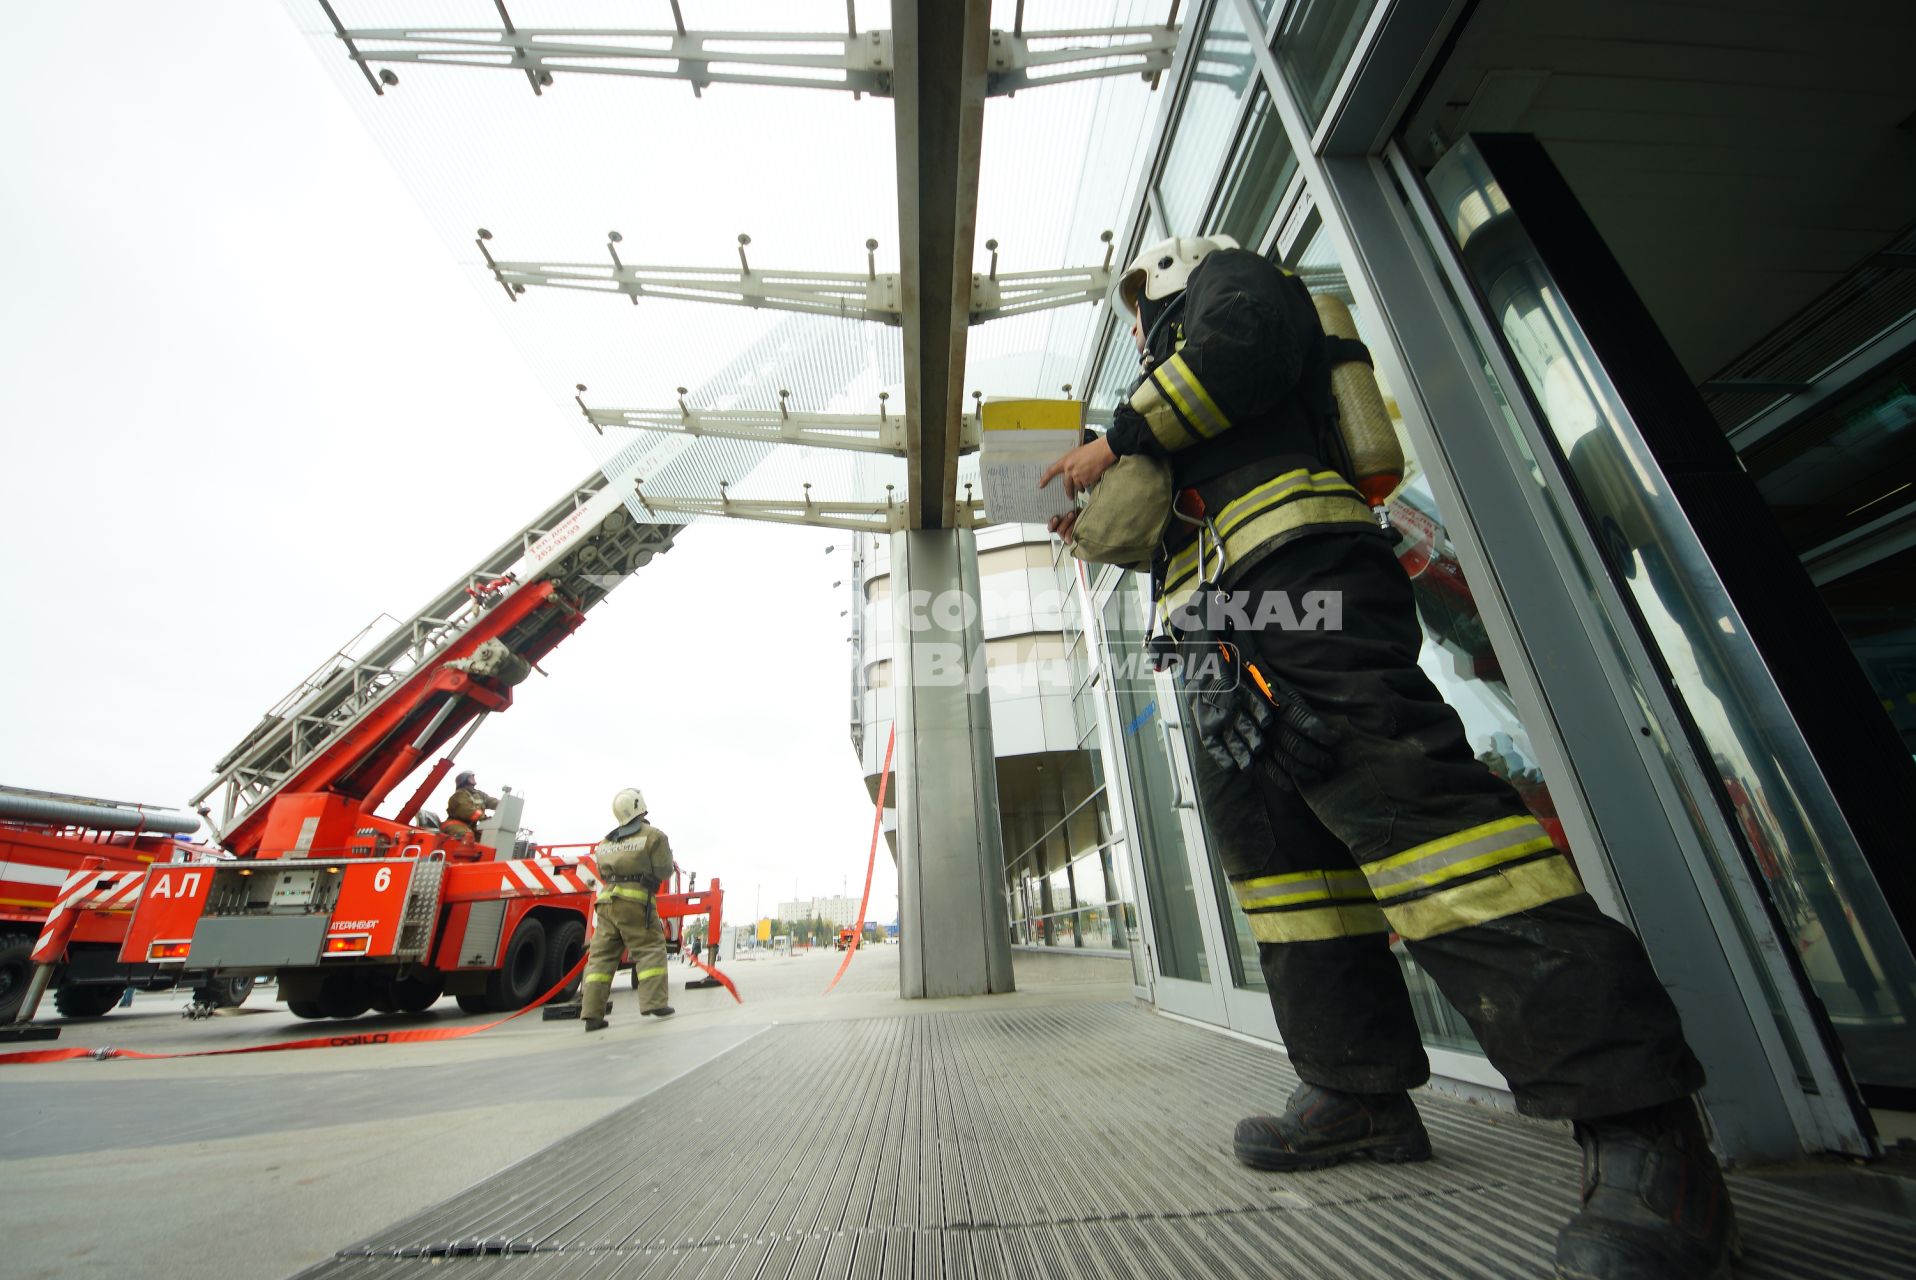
[1042,236,1734,1280]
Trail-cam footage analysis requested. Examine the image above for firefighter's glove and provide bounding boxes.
[1192,663,1338,793]
[1260,672,1339,790]
[1193,671,1271,773]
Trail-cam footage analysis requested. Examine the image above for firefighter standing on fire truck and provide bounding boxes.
[442,771,496,843]
[580,787,674,1032]
[1040,236,1733,1280]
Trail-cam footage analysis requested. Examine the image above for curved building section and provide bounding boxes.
[848,524,1133,958]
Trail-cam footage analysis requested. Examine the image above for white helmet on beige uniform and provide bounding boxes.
[1115,234,1240,315]
[612,788,648,824]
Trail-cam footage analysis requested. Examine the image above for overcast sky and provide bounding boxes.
[0,4,904,923]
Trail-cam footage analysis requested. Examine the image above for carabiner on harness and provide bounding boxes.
[1145,505,1227,674]
[1171,502,1228,599]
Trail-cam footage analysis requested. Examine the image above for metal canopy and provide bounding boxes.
[474,227,1117,328]
[895,0,989,531]
[319,8,1175,100]
[295,1,1175,535]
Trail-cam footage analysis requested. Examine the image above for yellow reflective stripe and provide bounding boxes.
[1382,854,1583,940]
[583,972,614,984]
[1246,901,1390,943]
[1213,468,1363,542]
[1235,868,1372,908]
[1153,353,1230,440]
[1130,376,1204,452]
[1362,816,1553,897]
[1162,496,1376,615]
[597,885,651,904]
[634,966,667,980]
[1163,467,1370,593]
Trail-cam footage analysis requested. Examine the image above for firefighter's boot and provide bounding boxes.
[1555,1099,1737,1280]
[641,1005,675,1018]
[583,1016,608,1033]
[1234,1082,1432,1171]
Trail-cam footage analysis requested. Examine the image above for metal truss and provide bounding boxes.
[575,388,987,456]
[632,481,986,534]
[477,229,1116,328]
[196,468,673,837]
[319,5,1176,101]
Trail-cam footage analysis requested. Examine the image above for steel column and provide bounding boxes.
[890,528,1014,998]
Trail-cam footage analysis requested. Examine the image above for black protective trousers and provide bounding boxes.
[1183,529,1704,1119]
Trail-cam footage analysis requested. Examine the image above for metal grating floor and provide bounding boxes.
[297,1002,1916,1279]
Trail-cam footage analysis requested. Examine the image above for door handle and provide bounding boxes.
[1156,717,1197,810]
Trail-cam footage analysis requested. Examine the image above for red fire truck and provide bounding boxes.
[0,788,251,1021]
[12,468,725,1030]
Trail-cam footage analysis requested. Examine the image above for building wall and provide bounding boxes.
[848,523,1091,863]
[775,896,865,930]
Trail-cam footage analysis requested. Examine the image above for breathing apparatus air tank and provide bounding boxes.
[1311,293,1404,512]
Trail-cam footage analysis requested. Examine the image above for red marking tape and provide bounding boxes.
[824,723,895,996]
[688,954,743,1003]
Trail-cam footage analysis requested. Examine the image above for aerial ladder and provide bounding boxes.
[12,467,727,1029]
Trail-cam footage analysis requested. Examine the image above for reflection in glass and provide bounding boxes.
[1211,87,1298,247]
[1744,354,1916,761]
[1743,351,1916,556]
[1090,313,1148,429]
[1154,2,1256,237]
[1274,0,1379,128]
[1104,585,1211,983]
[1816,544,1916,760]
[1427,138,1916,1091]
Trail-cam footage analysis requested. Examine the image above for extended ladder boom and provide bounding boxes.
[196,469,670,852]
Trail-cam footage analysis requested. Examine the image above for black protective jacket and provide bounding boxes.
[1103,249,1377,605]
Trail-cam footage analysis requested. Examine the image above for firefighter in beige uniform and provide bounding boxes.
[442,770,496,843]
[581,788,675,1032]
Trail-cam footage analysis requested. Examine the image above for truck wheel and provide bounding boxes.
[543,918,587,1000]
[483,916,547,1011]
[0,932,33,1023]
[288,999,326,1019]
[455,992,491,1015]
[53,984,122,1019]
[202,976,256,1009]
[317,972,372,1019]
[392,972,443,1014]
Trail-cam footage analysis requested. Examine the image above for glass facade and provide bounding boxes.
[1102,585,1212,985]
[1211,87,1297,246]
[1424,139,1916,1092]
[1050,0,1910,1154]
[1273,0,1379,127]
[1744,355,1916,762]
[1154,2,1258,240]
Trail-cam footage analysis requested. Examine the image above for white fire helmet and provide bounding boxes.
[1114,234,1241,315]
[612,788,648,824]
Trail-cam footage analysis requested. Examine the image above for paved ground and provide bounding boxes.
[5,947,1913,1280]
[0,946,1129,1280]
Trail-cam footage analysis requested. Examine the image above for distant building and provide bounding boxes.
[777,895,862,929]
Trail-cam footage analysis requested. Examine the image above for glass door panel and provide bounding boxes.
[1098,578,1225,1021]
[1425,137,1916,1097]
